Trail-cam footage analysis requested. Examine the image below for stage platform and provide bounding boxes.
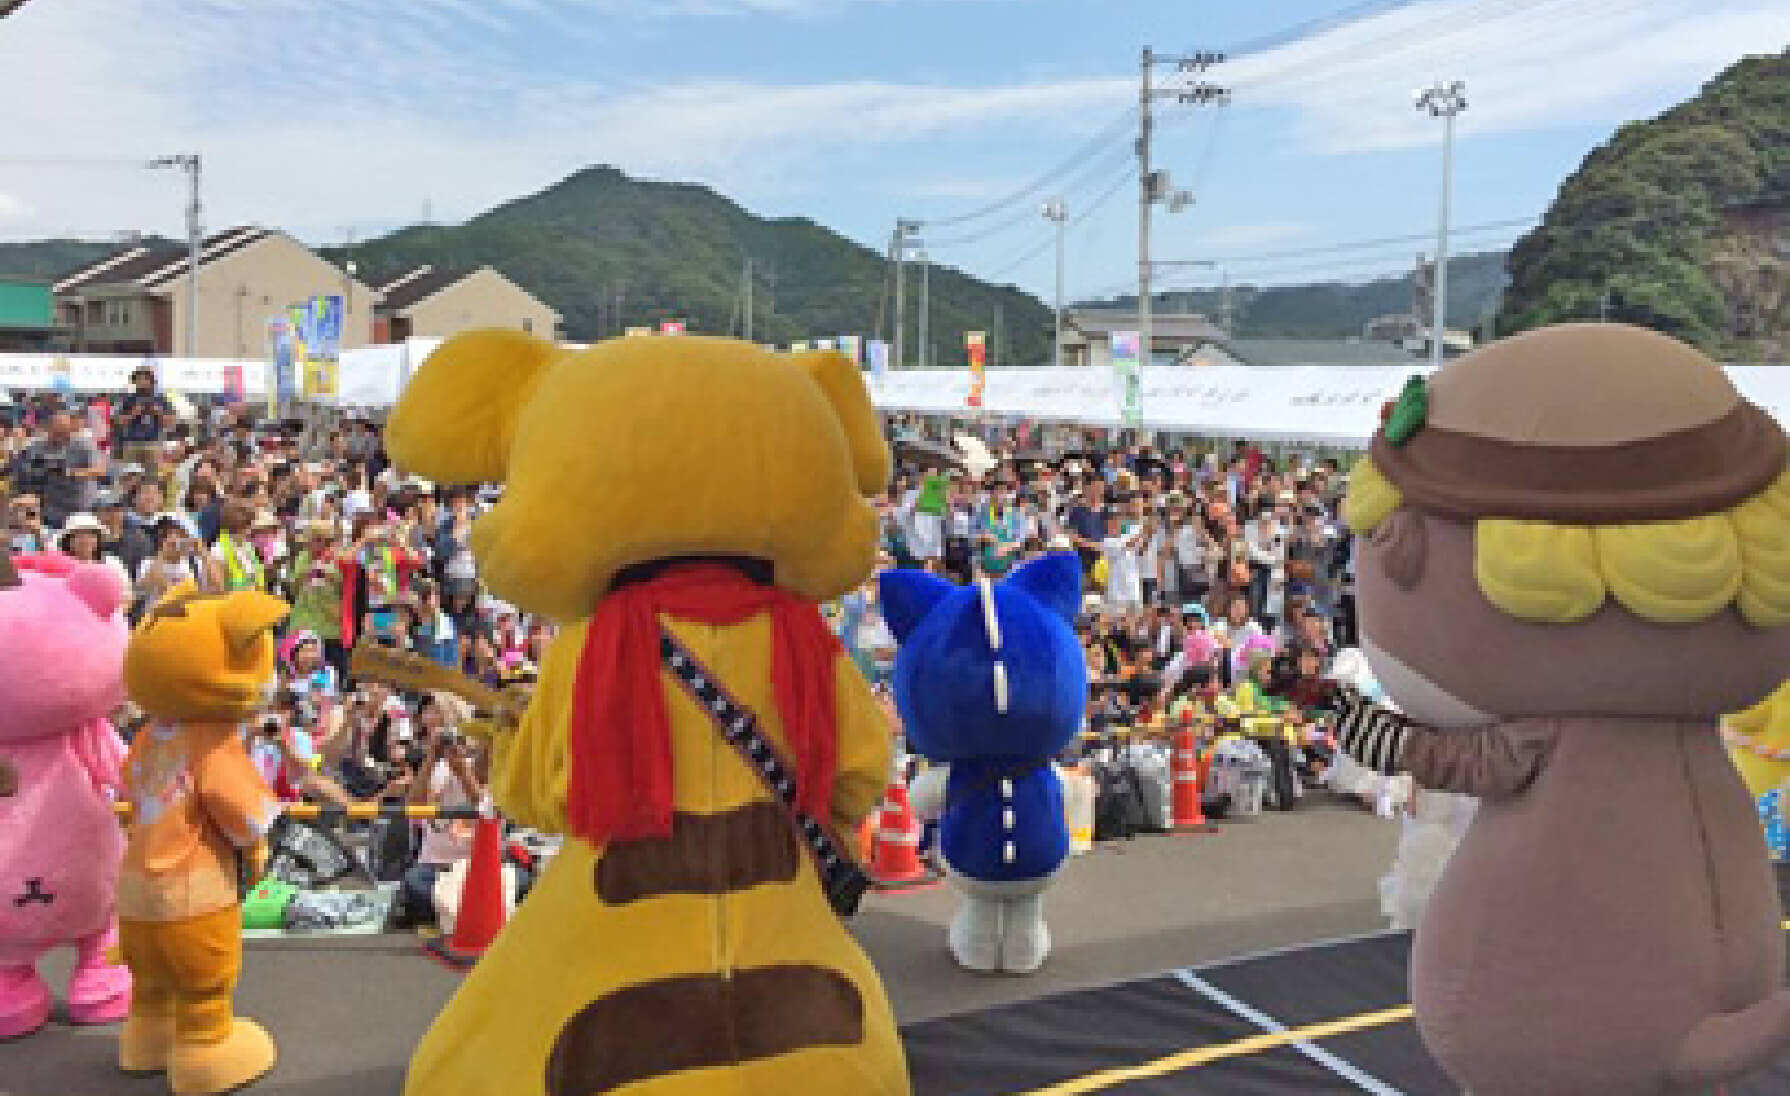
[903,864,1790,1094]
[3,808,1786,1095]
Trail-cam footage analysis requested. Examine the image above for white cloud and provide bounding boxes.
[1222,0,1788,153]
[0,0,1120,243]
[0,193,28,222]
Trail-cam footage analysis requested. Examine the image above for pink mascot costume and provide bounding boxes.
[0,550,133,1039]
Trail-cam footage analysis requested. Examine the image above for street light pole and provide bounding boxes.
[1415,80,1465,369]
[1042,198,1067,368]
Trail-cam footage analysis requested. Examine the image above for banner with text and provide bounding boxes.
[966,331,987,408]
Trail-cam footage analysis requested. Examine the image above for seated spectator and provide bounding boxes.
[398,692,487,928]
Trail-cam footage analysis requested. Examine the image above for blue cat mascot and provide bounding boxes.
[879,553,1088,974]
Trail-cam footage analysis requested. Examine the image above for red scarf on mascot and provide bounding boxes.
[565,561,840,845]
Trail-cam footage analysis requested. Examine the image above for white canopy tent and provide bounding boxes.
[3,347,1785,448]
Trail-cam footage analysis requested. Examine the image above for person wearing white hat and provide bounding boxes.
[56,512,133,593]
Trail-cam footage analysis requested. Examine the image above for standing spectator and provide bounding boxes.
[212,499,267,592]
[133,514,220,613]
[113,366,175,473]
[55,512,131,590]
[8,413,105,527]
[284,520,350,679]
[94,491,152,575]
[1100,511,1150,611]
[5,493,49,553]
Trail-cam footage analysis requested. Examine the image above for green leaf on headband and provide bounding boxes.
[1384,375,1427,447]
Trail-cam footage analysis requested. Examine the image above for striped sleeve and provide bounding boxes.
[1333,688,1411,775]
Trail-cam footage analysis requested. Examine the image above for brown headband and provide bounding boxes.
[1370,400,1786,524]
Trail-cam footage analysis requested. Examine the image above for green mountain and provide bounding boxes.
[328,165,1052,368]
[1086,250,1508,339]
[1497,50,1790,359]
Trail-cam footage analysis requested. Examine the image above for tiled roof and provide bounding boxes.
[54,226,271,293]
[374,265,476,314]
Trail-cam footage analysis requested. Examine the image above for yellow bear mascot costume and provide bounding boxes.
[387,331,911,1096]
[115,582,290,1096]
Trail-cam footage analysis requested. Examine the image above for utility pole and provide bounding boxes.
[742,256,755,342]
[1416,79,1466,368]
[1139,50,1226,387]
[149,153,201,356]
[892,220,920,368]
[918,250,931,368]
[994,301,1004,370]
[1042,198,1067,368]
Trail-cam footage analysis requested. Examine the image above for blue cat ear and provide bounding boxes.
[1004,551,1081,625]
[877,569,954,644]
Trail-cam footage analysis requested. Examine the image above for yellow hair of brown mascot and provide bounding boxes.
[115,582,288,1096]
[388,331,909,1096]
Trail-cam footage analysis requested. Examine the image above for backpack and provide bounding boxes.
[1092,762,1153,842]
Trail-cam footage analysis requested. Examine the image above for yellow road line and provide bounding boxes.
[1027,918,1790,1094]
[1021,1004,1416,1094]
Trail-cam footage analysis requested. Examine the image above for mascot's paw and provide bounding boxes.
[0,967,50,1040]
[998,895,1051,975]
[947,897,1003,973]
[66,959,132,1025]
[170,1017,276,1096]
[119,1010,176,1074]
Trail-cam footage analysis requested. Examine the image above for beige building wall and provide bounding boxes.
[398,267,560,339]
[168,233,375,359]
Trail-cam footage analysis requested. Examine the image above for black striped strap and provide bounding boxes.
[658,627,869,918]
[1332,686,1411,775]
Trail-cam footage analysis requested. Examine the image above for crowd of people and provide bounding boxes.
[2,373,1370,927]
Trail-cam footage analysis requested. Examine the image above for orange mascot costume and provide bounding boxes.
[115,582,289,1096]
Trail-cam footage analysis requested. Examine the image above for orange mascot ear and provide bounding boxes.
[219,591,290,657]
[791,349,891,496]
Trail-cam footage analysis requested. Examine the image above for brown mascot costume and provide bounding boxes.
[1332,323,1790,1094]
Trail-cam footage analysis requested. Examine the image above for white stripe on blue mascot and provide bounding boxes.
[879,552,1088,974]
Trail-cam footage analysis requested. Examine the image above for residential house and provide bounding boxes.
[54,226,374,357]
[372,265,560,343]
[0,280,68,351]
[1059,309,1229,368]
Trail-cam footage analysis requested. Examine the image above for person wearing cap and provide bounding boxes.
[1329,324,1790,1096]
[92,490,152,575]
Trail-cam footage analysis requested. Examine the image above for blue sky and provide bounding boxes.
[1,0,1784,303]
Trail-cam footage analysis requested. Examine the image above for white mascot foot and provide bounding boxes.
[999,892,1051,974]
[948,893,1004,972]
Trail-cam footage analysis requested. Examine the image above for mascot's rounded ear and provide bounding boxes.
[1004,551,1081,624]
[877,569,953,644]
[792,349,892,496]
[386,329,557,486]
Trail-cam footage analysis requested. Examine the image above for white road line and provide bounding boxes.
[1173,969,1406,1096]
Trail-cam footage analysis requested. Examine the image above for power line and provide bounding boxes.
[907,0,1438,235]
[915,108,1138,230]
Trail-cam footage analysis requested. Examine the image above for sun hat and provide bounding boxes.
[55,513,106,547]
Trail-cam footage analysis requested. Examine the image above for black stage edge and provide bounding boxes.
[901,862,1790,1095]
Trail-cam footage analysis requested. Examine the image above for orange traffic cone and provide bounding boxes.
[870,782,928,885]
[425,813,507,970]
[1173,726,1215,832]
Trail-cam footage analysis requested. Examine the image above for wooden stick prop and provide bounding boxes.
[348,643,526,733]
